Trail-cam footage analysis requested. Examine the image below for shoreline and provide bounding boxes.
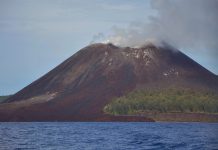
[108,112,218,123]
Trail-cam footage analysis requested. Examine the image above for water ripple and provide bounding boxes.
[0,122,218,150]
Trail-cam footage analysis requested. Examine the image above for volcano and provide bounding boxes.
[0,43,218,121]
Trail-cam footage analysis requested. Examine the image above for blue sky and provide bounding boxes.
[0,0,217,95]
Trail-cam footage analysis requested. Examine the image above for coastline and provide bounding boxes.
[107,112,218,123]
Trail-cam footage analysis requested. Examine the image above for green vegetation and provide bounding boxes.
[0,95,11,103]
[104,89,218,115]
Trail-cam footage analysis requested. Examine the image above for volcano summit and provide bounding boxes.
[0,43,218,121]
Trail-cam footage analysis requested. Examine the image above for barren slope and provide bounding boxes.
[0,43,217,121]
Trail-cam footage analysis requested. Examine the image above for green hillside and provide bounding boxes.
[0,95,11,103]
[104,89,218,115]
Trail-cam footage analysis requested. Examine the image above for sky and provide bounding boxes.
[0,0,217,95]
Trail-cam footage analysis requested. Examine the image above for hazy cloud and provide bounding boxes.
[99,3,136,11]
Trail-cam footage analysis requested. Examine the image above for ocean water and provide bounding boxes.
[0,122,218,150]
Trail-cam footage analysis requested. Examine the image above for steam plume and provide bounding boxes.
[94,0,218,56]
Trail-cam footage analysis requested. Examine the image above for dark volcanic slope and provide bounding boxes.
[0,43,217,121]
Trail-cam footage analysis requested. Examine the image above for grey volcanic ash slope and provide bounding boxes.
[1,43,218,121]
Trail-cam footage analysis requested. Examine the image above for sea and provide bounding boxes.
[0,122,217,150]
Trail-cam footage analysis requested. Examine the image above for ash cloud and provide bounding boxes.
[100,0,218,55]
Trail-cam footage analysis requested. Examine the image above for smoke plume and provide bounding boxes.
[96,0,218,56]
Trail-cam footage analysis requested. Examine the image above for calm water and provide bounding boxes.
[0,122,218,150]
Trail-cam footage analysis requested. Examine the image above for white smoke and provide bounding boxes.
[94,0,218,56]
[90,33,105,44]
